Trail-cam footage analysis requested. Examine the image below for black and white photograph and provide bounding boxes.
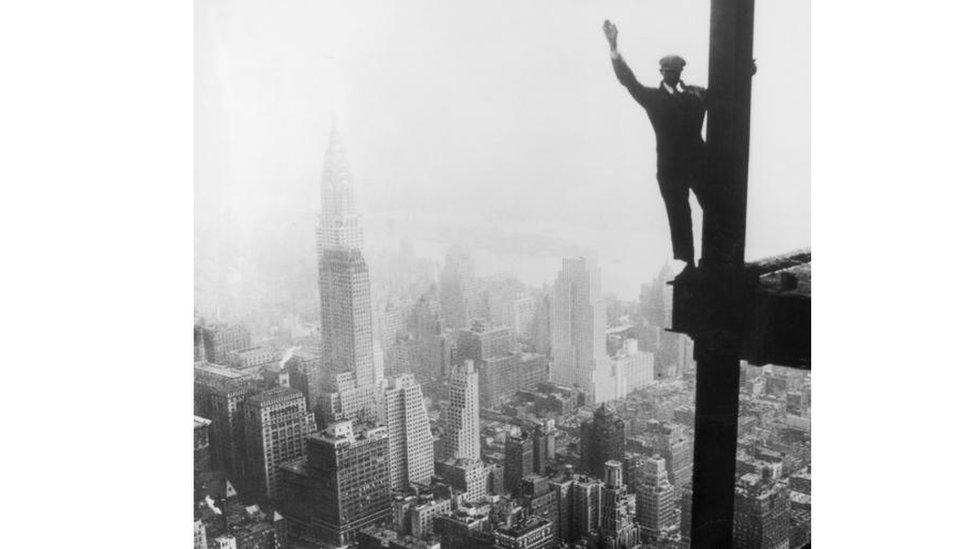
[192,1,808,548]
[5,1,975,548]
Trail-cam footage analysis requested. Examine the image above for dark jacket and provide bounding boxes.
[612,55,707,180]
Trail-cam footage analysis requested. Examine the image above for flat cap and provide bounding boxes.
[659,55,686,70]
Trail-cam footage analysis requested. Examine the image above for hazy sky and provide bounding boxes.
[196,0,809,302]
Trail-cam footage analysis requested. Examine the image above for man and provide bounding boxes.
[603,20,707,278]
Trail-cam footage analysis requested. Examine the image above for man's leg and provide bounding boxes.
[658,176,695,265]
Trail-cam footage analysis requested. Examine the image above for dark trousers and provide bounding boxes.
[658,169,706,263]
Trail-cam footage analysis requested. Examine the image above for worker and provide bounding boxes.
[603,19,708,279]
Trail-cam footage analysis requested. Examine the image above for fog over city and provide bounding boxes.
[195,0,809,319]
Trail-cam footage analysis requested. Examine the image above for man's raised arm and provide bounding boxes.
[603,20,652,106]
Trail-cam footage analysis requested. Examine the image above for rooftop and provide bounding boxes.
[246,386,303,405]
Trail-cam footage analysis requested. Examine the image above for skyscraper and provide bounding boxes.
[456,320,514,363]
[444,360,481,462]
[311,127,379,425]
[439,246,475,330]
[550,257,609,401]
[194,363,263,484]
[571,474,604,542]
[635,455,678,538]
[316,248,376,387]
[242,387,316,501]
[648,420,693,489]
[406,289,451,380]
[680,484,693,541]
[382,374,435,491]
[532,420,556,474]
[317,126,364,253]
[457,320,521,408]
[278,421,392,547]
[504,429,534,495]
[580,403,627,477]
[598,460,639,549]
[733,473,790,549]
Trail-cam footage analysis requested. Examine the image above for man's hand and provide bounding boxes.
[603,20,618,51]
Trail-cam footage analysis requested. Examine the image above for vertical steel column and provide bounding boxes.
[689,0,755,547]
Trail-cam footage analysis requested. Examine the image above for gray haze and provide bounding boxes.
[195,0,809,316]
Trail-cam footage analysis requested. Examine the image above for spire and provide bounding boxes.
[318,122,364,252]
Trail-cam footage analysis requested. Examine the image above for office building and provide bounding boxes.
[242,387,316,500]
[194,363,263,484]
[194,416,213,474]
[504,429,534,495]
[550,257,610,401]
[570,474,604,542]
[444,360,481,461]
[493,517,555,549]
[210,322,252,364]
[437,457,491,502]
[580,404,626,477]
[598,460,639,549]
[518,352,549,390]
[278,421,391,547]
[733,473,790,549]
[439,246,476,330]
[311,128,379,426]
[635,455,678,538]
[479,354,518,409]
[456,320,514,363]
[532,420,556,474]
[382,374,435,490]
[406,290,451,379]
[647,420,693,489]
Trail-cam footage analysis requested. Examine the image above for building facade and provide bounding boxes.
[444,360,481,462]
[242,387,316,500]
[382,374,435,491]
[504,429,534,495]
[278,421,392,547]
[580,404,627,478]
[732,473,791,549]
[550,257,608,401]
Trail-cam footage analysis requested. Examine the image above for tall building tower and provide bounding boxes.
[382,374,435,491]
[571,475,604,542]
[548,467,575,542]
[457,321,518,408]
[648,420,693,489]
[278,421,392,547]
[242,387,316,500]
[194,363,262,485]
[680,484,694,541]
[317,248,376,388]
[311,128,379,425]
[733,473,790,549]
[550,257,608,400]
[532,420,556,474]
[531,289,552,356]
[406,289,451,379]
[439,246,475,330]
[444,360,481,461]
[504,429,534,495]
[318,126,364,253]
[635,455,678,538]
[598,460,639,549]
[580,403,627,477]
